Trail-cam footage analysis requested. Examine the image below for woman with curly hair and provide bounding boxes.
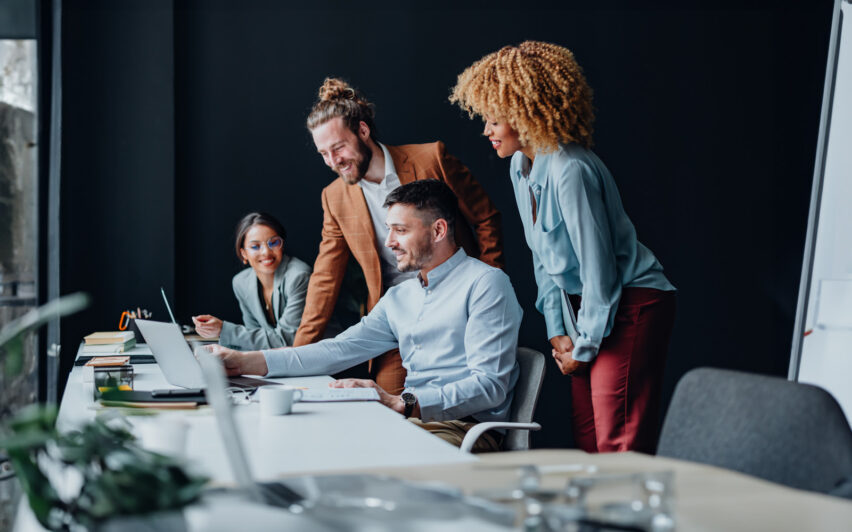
[451,41,676,453]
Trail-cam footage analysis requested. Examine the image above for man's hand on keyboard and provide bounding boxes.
[330,378,406,414]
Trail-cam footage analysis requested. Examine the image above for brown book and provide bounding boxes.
[84,331,136,345]
[82,338,137,353]
[84,356,131,367]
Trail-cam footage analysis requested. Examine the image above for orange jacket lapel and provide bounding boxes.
[388,145,415,185]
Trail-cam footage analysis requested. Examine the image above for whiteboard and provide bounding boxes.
[790,0,852,424]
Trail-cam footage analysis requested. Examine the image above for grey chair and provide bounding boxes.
[657,367,852,498]
[460,347,545,453]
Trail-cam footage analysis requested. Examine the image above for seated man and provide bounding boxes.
[209,179,521,452]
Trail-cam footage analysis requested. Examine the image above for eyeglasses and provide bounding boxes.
[245,236,283,254]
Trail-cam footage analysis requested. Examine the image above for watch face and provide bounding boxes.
[402,392,416,407]
[402,392,416,417]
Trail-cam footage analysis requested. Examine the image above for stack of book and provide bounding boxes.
[83,331,137,354]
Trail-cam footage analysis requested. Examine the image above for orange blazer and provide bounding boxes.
[293,141,504,346]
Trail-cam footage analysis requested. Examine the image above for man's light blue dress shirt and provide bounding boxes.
[510,144,675,363]
[262,249,522,423]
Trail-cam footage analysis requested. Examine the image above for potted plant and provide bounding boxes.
[0,294,208,531]
[1,405,207,531]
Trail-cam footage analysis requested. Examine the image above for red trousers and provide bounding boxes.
[569,287,676,454]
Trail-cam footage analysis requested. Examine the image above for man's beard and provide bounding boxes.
[395,235,434,273]
[335,137,372,185]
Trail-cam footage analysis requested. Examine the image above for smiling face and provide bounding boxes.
[311,117,373,184]
[483,117,524,158]
[384,204,435,273]
[239,224,284,275]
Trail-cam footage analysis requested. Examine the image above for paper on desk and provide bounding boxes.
[299,388,380,402]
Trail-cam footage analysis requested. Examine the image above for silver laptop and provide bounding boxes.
[160,286,179,324]
[134,319,276,390]
[197,353,514,528]
[197,351,308,509]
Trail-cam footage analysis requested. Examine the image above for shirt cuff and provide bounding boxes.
[413,386,442,422]
[571,337,600,363]
[543,306,567,340]
[261,348,290,377]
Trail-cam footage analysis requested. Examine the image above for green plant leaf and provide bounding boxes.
[8,403,58,431]
[6,448,64,529]
[0,431,53,450]
[2,405,209,529]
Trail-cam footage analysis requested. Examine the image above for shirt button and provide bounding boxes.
[426,290,432,295]
[415,345,421,350]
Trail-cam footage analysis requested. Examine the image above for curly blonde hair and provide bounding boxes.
[450,41,595,152]
[306,77,378,139]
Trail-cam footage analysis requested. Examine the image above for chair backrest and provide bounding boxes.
[504,347,546,451]
[657,367,852,497]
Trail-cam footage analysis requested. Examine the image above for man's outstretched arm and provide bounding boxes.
[208,297,399,378]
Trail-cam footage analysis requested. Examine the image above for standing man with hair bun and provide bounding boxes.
[296,77,504,395]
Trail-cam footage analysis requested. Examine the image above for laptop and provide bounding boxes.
[160,286,178,324]
[197,351,307,509]
[134,319,278,391]
[160,286,193,334]
[196,353,515,528]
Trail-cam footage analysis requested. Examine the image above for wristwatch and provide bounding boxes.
[401,392,417,418]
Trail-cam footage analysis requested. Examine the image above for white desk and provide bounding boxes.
[15,343,482,532]
[59,344,475,483]
[14,345,852,531]
[356,450,852,531]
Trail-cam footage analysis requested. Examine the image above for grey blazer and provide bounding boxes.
[219,254,312,350]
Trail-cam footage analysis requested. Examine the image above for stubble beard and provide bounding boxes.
[396,235,434,273]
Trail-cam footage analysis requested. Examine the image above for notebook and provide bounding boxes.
[298,388,380,402]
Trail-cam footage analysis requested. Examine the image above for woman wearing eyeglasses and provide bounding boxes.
[451,42,676,453]
[192,212,312,350]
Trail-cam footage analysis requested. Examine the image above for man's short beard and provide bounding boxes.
[397,235,434,273]
[337,137,373,185]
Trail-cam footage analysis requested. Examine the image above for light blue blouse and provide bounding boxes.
[510,144,675,362]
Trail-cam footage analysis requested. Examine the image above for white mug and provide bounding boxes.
[259,385,303,415]
[136,416,188,457]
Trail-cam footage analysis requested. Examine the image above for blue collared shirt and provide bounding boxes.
[510,144,675,362]
[262,249,522,423]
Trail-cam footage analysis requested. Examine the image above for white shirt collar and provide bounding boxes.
[358,142,399,189]
[378,142,398,186]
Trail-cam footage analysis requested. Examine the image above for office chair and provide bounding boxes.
[460,347,545,453]
[657,367,852,498]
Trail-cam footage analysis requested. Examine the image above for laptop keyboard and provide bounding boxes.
[227,376,280,390]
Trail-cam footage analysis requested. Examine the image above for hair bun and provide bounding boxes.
[319,77,356,102]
